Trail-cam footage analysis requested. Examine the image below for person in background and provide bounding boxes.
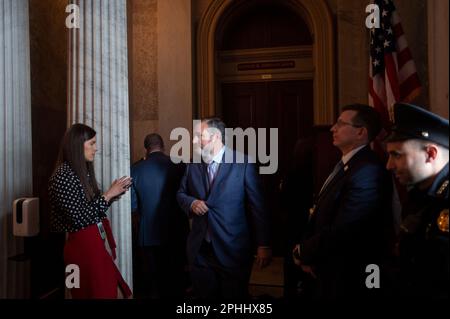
[131,133,188,298]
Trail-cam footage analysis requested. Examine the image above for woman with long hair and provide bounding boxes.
[49,123,132,299]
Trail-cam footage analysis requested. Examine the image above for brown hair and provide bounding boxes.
[55,123,100,200]
[342,104,382,142]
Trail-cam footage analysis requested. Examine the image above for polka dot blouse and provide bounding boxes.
[49,162,110,233]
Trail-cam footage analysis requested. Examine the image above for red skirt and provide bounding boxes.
[64,219,132,299]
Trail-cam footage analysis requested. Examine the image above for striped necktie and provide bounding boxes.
[205,161,219,243]
[207,161,219,188]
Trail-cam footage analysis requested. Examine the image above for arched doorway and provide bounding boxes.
[197,0,334,239]
[216,1,314,257]
[196,0,335,124]
[196,0,335,296]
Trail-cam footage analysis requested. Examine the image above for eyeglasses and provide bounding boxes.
[333,119,363,128]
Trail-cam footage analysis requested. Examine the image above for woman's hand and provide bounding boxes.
[103,176,132,202]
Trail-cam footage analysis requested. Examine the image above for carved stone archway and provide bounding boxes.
[197,0,335,125]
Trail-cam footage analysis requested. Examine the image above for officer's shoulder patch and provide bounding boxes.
[437,208,449,233]
[436,180,449,197]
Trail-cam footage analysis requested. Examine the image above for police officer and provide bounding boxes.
[385,102,449,298]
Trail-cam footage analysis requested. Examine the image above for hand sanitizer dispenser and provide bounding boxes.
[13,198,40,237]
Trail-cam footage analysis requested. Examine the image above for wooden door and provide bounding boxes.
[221,80,313,254]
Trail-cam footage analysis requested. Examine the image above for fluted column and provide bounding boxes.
[67,0,132,288]
[0,0,33,298]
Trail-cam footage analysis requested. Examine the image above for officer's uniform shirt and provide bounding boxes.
[399,163,449,298]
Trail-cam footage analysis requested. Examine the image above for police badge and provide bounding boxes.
[437,209,449,233]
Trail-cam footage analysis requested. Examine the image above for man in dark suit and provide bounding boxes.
[177,117,272,299]
[385,103,448,298]
[131,133,188,298]
[293,104,392,298]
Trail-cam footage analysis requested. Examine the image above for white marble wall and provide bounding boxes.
[0,0,33,298]
[67,0,133,289]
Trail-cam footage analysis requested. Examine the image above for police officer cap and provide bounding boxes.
[385,103,449,148]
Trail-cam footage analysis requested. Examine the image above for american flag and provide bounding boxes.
[369,0,421,126]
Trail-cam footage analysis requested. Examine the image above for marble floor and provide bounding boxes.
[249,257,284,299]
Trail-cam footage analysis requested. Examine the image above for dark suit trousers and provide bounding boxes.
[137,245,185,299]
[191,241,252,299]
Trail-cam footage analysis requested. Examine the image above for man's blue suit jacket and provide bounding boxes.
[131,151,187,247]
[300,145,392,297]
[177,149,270,269]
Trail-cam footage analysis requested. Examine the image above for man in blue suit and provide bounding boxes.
[293,104,392,298]
[177,118,272,299]
[131,133,188,298]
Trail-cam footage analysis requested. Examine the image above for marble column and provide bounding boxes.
[67,0,132,288]
[0,0,33,298]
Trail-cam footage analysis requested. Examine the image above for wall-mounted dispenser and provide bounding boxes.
[13,198,40,237]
